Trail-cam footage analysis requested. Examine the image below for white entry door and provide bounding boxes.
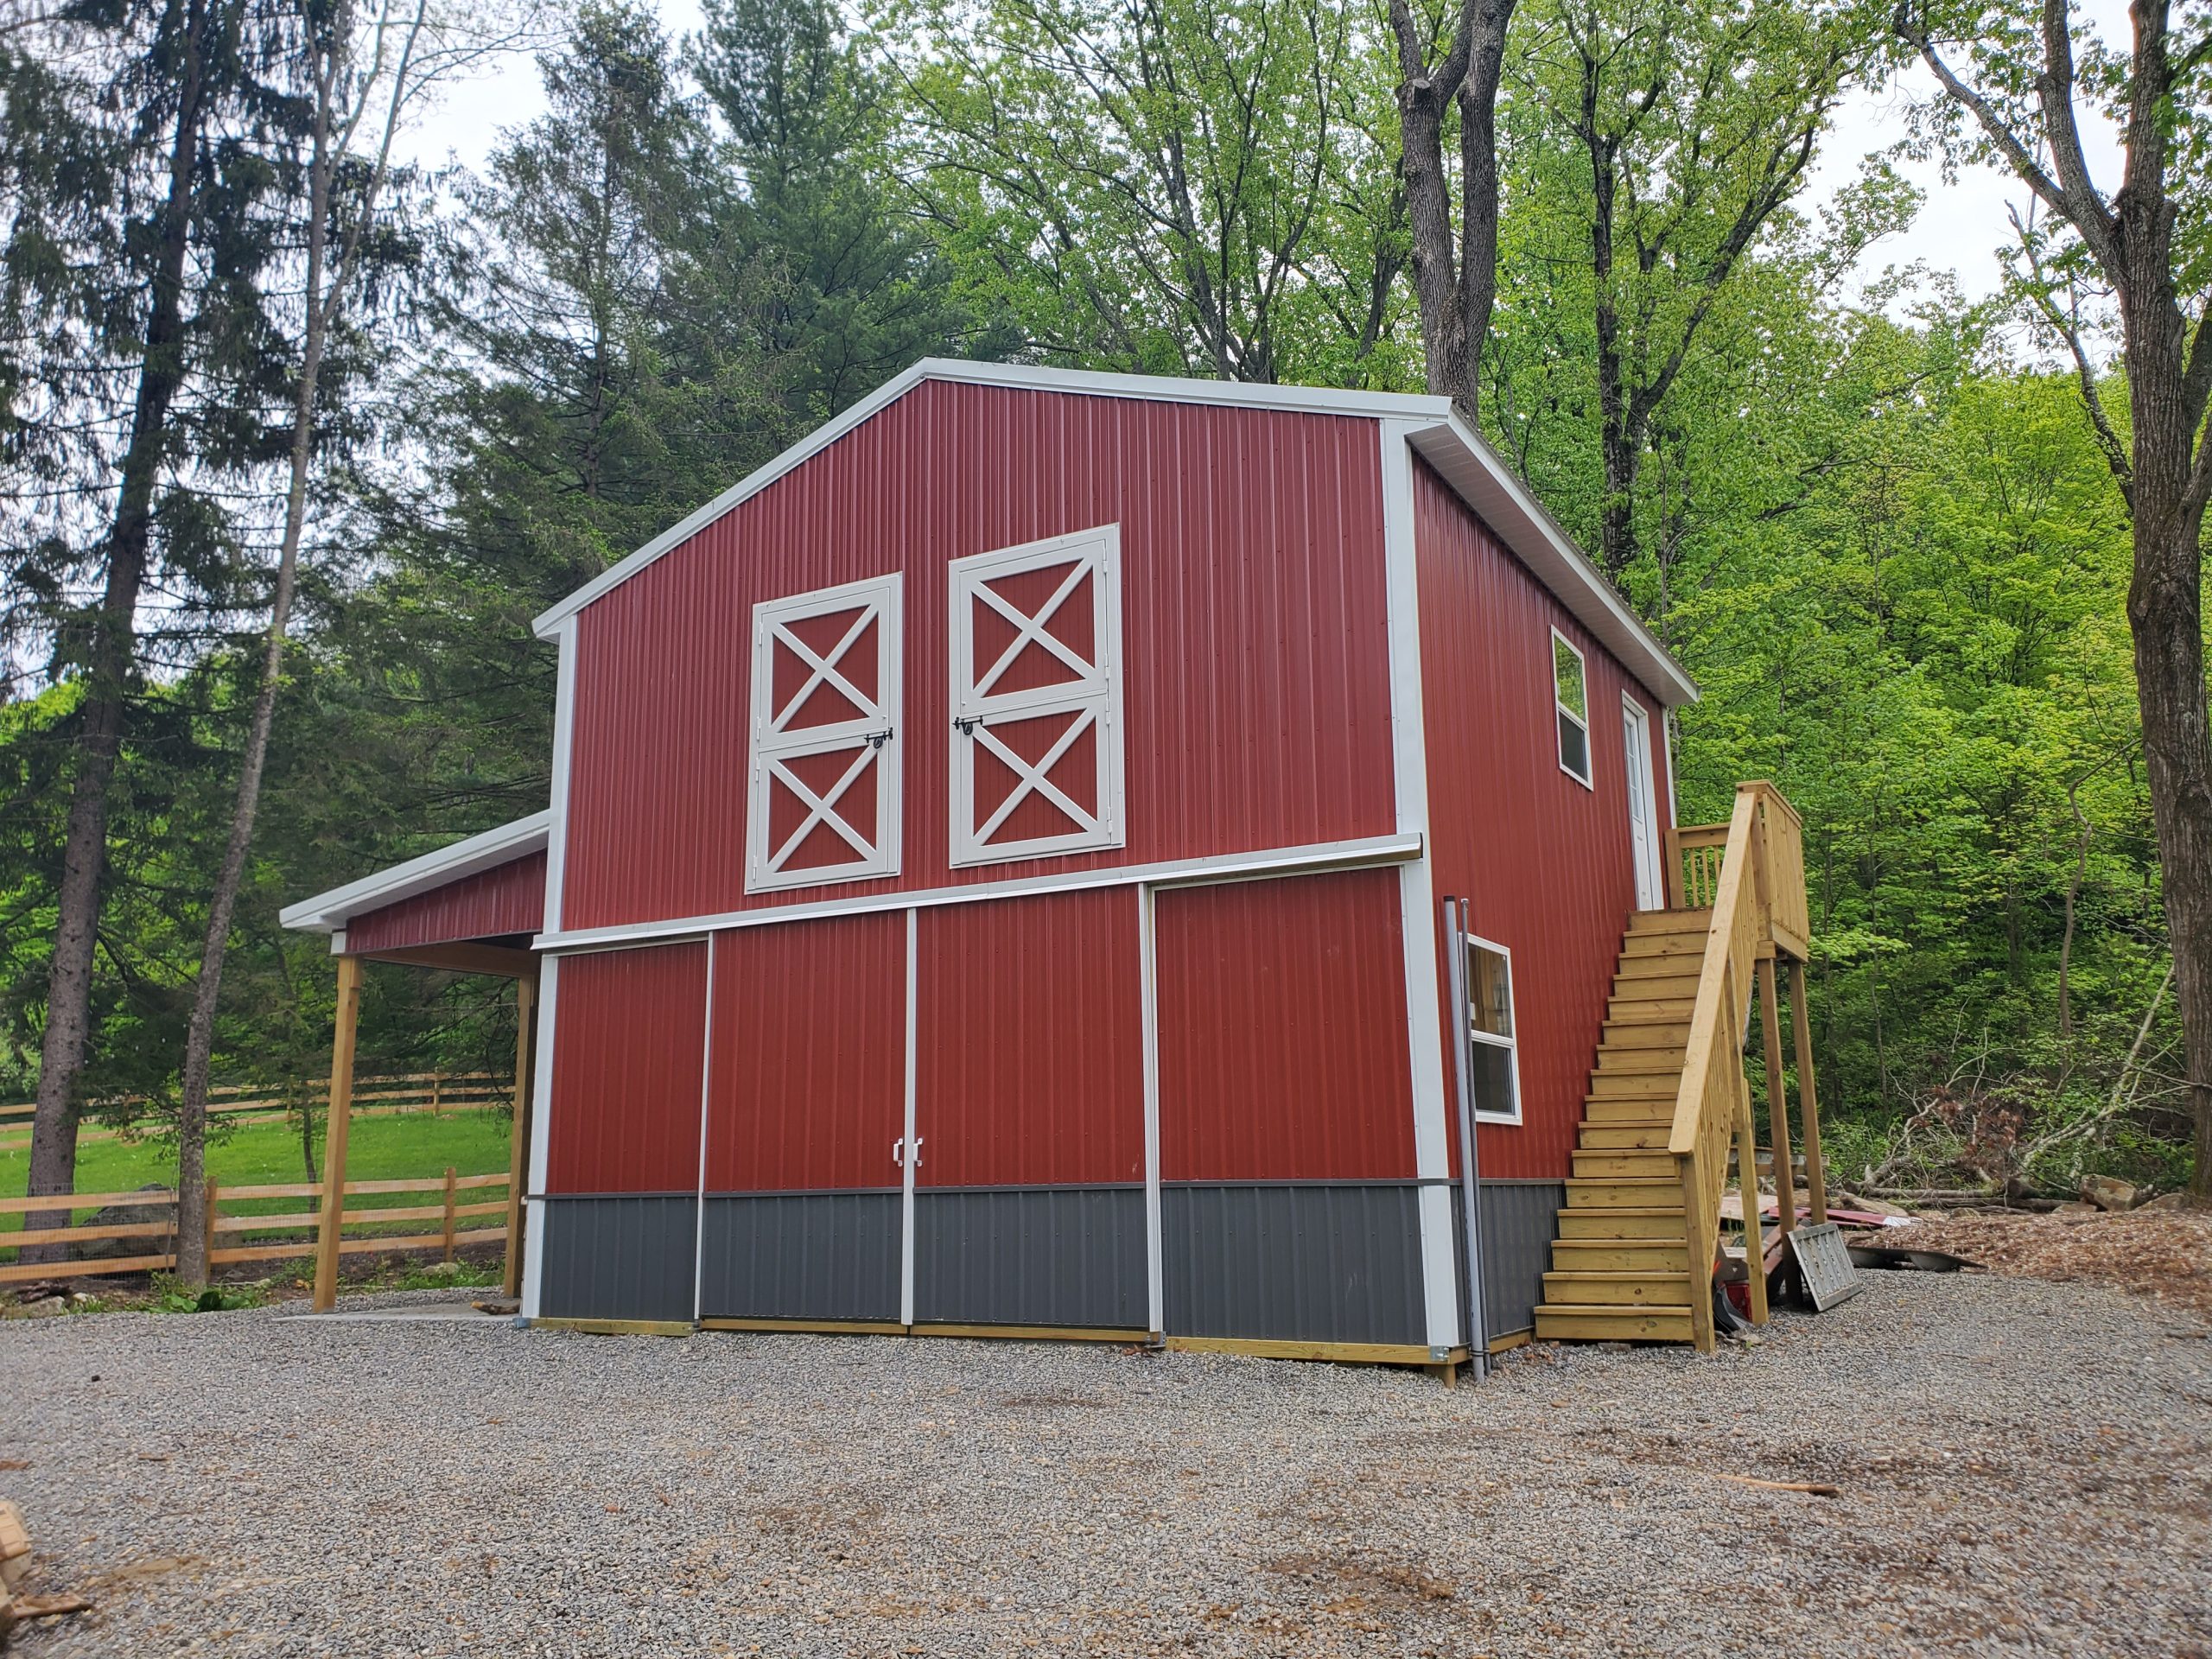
[1622,697,1664,910]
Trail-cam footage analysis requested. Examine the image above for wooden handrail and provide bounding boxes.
[1665,781,1812,1352]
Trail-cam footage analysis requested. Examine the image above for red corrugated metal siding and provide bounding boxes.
[1411,458,1675,1180]
[1155,868,1415,1181]
[705,912,905,1192]
[562,379,1395,931]
[915,888,1144,1187]
[346,851,546,952]
[544,942,707,1193]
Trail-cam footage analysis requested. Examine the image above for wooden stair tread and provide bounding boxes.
[1533,1305,1694,1342]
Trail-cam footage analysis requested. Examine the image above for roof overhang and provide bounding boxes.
[1408,416,1696,708]
[529,359,1696,707]
[278,810,550,935]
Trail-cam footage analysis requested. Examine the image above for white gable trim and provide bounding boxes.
[279,811,551,934]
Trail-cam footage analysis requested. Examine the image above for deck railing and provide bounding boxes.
[1666,781,1819,1352]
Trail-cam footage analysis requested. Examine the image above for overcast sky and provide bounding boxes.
[392,2,2130,325]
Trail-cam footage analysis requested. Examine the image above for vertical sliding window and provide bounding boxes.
[1553,628,1592,788]
[1465,936,1522,1123]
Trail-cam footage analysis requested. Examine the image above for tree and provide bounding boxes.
[693,0,984,418]
[3,0,315,1246]
[1510,0,1878,575]
[1388,0,1516,423]
[897,0,1405,384]
[174,0,512,1286]
[1895,0,2212,1198]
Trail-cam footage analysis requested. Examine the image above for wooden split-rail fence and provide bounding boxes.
[0,1071,515,1147]
[0,1171,513,1285]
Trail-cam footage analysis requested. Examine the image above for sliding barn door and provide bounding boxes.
[911,889,1147,1331]
[698,912,906,1323]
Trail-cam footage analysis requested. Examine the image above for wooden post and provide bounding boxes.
[312,954,363,1313]
[1726,964,1769,1325]
[502,975,536,1300]
[1756,956,1796,1236]
[1663,824,1683,909]
[1681,1149,1716,1355]
[441,1166,458,1263]
[429,1071,442,1116]
[1787,964,1829,1224]
[201,1178,220,1278]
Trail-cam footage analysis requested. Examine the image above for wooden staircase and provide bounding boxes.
[1534,908,1708,1344]
[1525,781,1827,1351]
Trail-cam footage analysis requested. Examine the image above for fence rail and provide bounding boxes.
[0,1072,515,1141]
[0,1171,513,1285]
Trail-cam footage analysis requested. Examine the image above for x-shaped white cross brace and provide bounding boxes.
[765,744,880,872]
[971,563,1095,697]
[971,708,1099,845]
[768,606,880,735]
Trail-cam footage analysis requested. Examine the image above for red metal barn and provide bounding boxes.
[285,360,1745,1367]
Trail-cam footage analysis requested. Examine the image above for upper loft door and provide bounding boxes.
[1622,696,1663,910]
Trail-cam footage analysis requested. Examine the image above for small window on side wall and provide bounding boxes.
[1465,937,1522,1123]
[1552,628,1592,788]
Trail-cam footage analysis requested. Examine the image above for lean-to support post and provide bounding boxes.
[503,974,536,1298]
[1787,964,1828,1224]
[312,953,362,1313]
[1756,956,1795,1236]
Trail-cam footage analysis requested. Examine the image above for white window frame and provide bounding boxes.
[1551,626,1593,790]
[1464,932,1524,1126]
[745,572,902,893]
[948,524,1126,867]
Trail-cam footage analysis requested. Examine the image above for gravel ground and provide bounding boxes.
[2,1274,2207,1658]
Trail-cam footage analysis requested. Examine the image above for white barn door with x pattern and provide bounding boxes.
[747,573,902,893]
[949,525,1126,866]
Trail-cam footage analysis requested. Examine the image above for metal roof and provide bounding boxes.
[278,810,551,934]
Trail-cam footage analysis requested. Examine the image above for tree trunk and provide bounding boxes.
[1452,0,1515,420]
[176,0,366,1283]
[2126,505,2212,1199]
[23,0,212,1257]
[1389,0,1515,429]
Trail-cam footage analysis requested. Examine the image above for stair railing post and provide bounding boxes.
[1787,963,1829,1224]
[1756,956,1796,1236]
[1726,957,1769,1325]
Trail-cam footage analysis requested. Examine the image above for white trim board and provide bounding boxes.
[532,833,1423,954]
[524,360,1697,713]
[279,810,551,935]
[1378,419,1461,1359]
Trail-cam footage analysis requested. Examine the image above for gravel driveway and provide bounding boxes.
[3,1274,2207,1657]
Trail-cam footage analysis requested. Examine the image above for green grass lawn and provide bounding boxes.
[0,1109,514,1237]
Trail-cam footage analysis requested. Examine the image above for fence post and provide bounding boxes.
[429,1071,442,1116]
[442,1166,458,1263]
[201,1179,220,1277]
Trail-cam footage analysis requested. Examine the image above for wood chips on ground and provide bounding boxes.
[1876,1207,2212,1323]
